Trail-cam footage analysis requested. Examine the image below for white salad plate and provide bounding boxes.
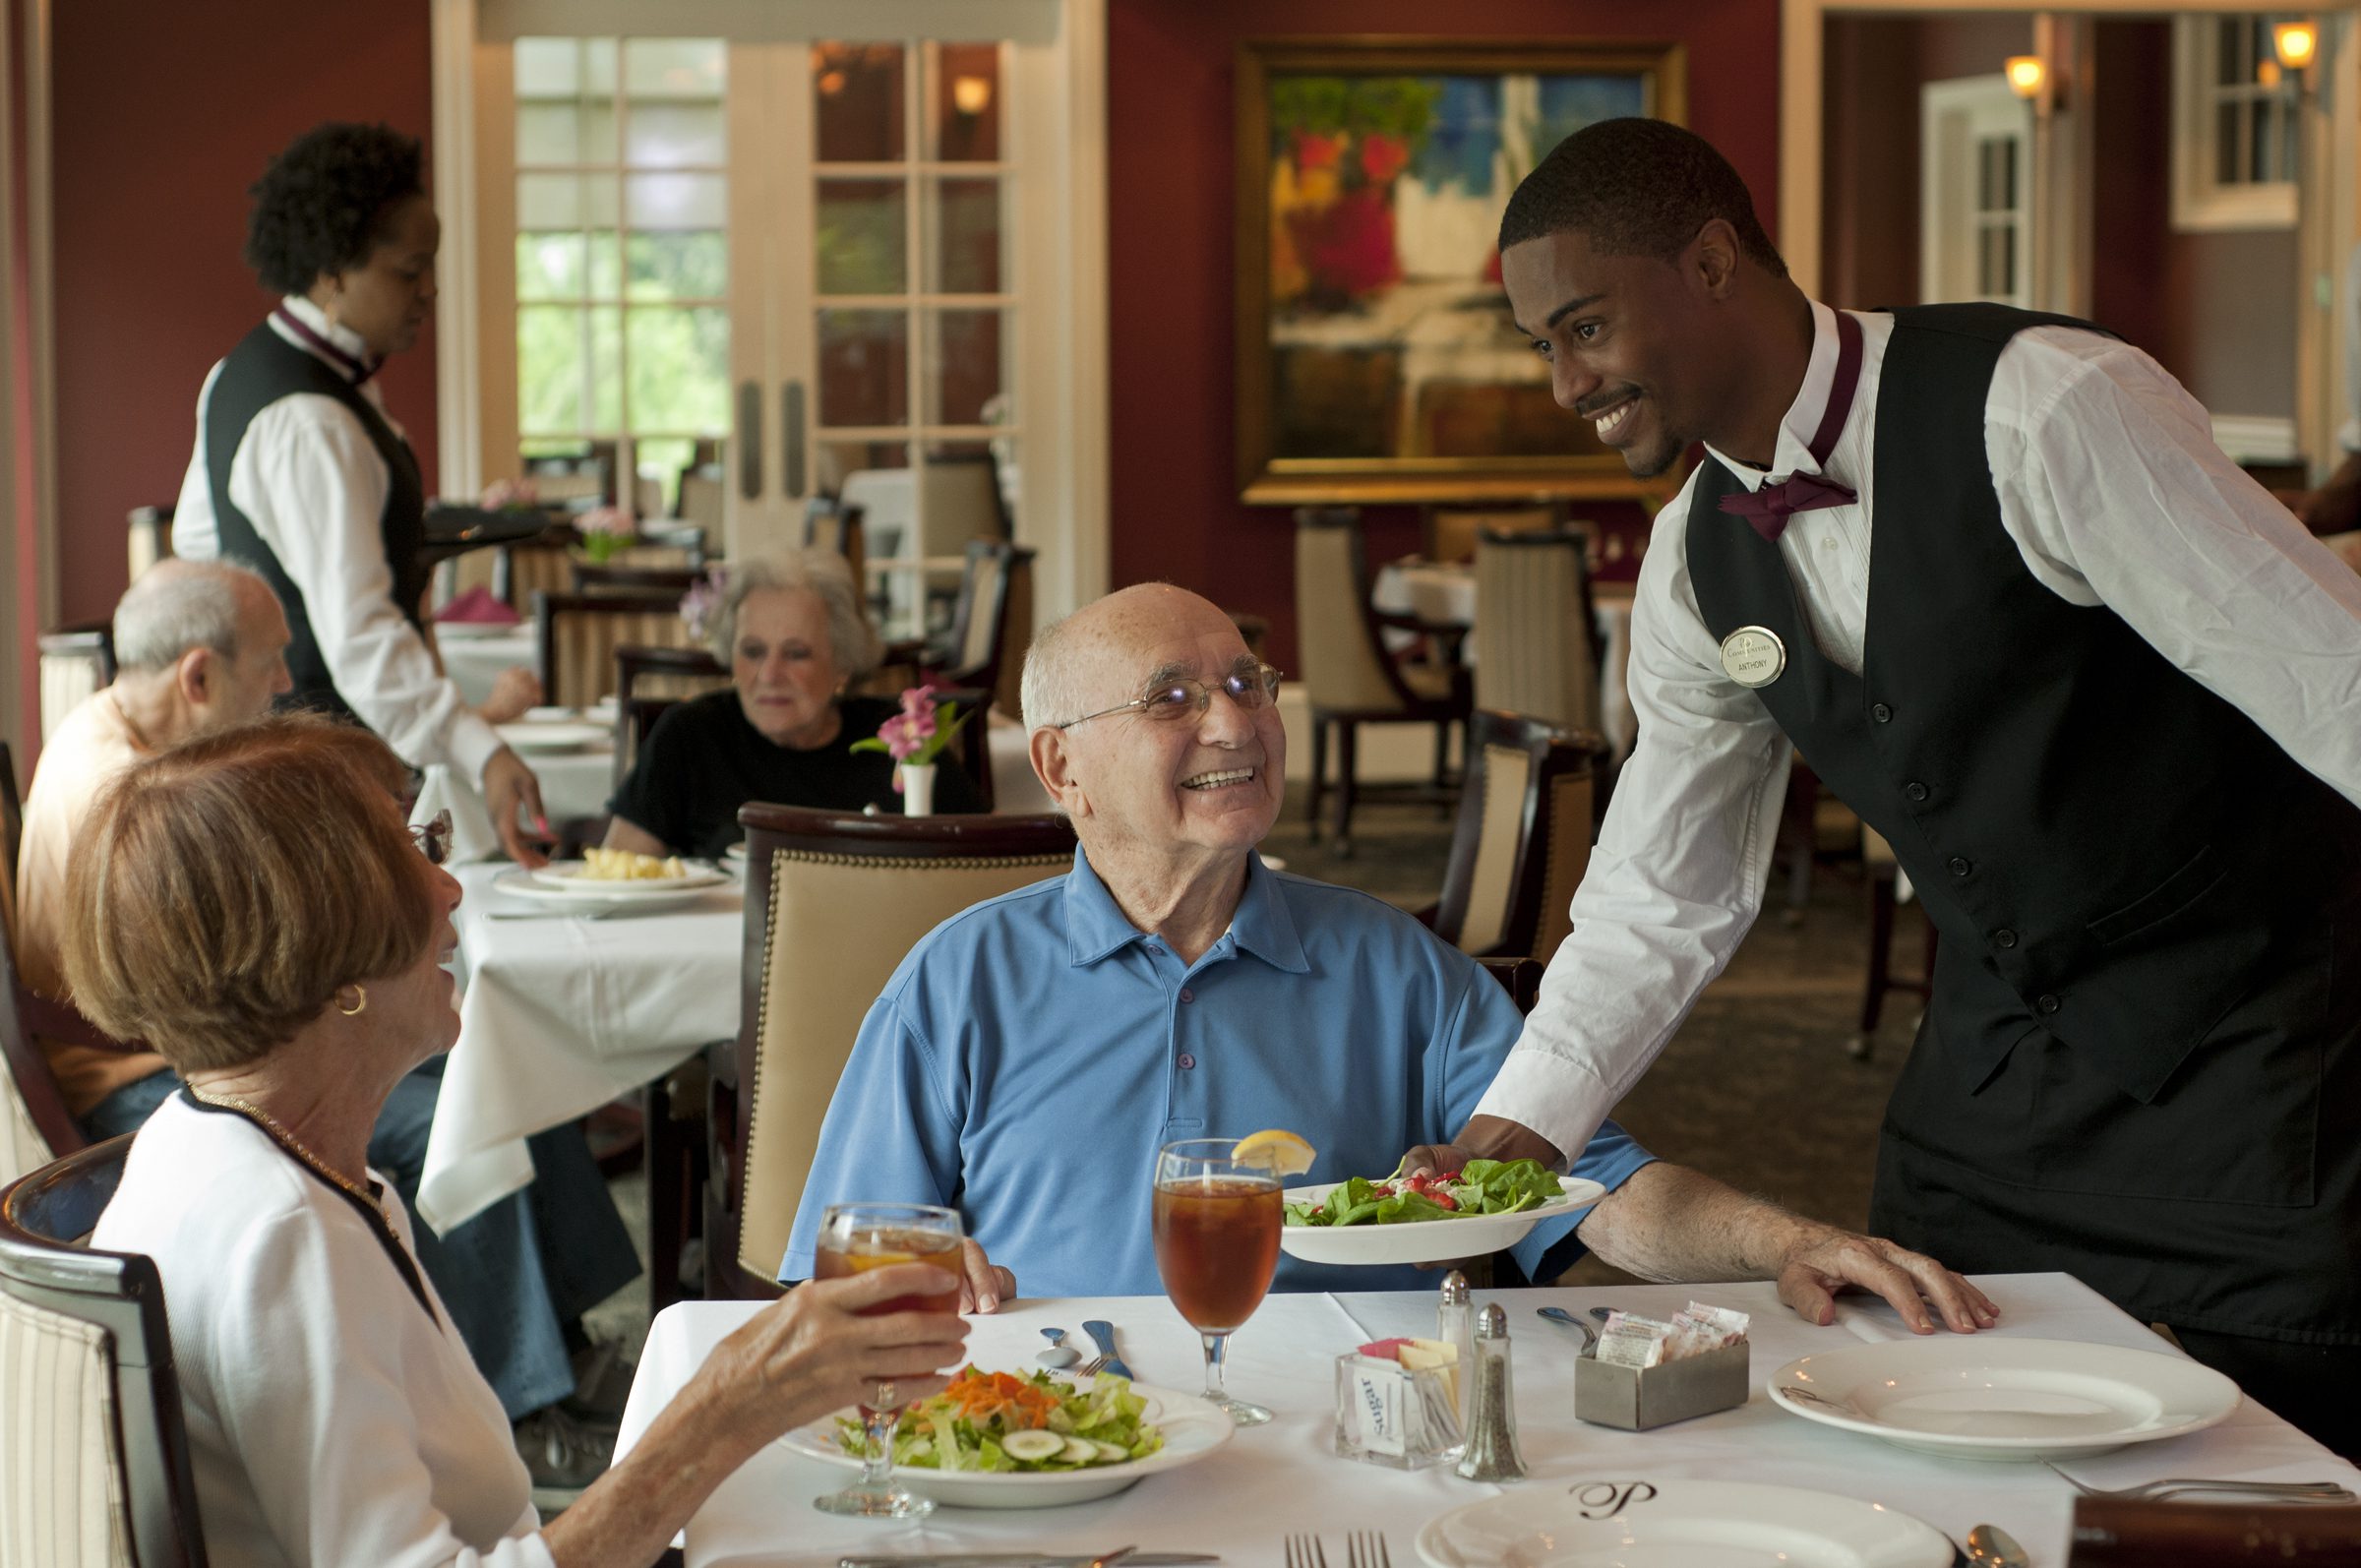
[1769,1337,2242,1460]
[1278,1178,1603,1266]
[778,1380,1232,1509]
[493,720,610,753]
[1416,1478,1953,1568]
[525,860,731,894]
[489,872,718,917]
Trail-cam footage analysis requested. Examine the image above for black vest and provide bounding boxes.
[204,321,427,723]
[1686,304,2361,1339]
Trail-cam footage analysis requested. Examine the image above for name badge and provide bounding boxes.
[1719,626,1786,689]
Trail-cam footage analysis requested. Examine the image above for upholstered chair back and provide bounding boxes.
[534,590,696,710]
[1431,709,1608,966]
[1473,526,1603,736]
[1293,509,1406,715]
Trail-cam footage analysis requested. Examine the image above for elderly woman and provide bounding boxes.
[72,715,992,1566]
[603,549,982,859]
[170,120,547,865]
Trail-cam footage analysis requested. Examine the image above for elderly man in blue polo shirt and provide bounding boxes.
[783,586,1993,1331]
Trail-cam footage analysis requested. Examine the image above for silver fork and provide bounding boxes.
[1073,1353,1109,1378]
[1346,1533,1391,1568]
[1284,1537,1328,1568]
[2042,1459,2355,1504]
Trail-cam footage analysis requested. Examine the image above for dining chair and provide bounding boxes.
[1423,500,1563,566]
[1473,525,1606,739]
[706,808,1076,1298]
[533,589,696,710]
[127,505,174,582]
[677,465,726,538]
[610,645,732,791]
[570,562,707,597]
[1427,710,1609,967]
[1293,507,1468,854]
[1846,825,1935,1062]
[916,451,1012,560]
[876,540,1035,721]
[36,625,115,745]
[803,496,868,591]
[2,744,80,1183]
[1475,956,1544,1014]
[0,1135,211,1567]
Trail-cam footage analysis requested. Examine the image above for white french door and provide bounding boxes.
[459,0,1105,628]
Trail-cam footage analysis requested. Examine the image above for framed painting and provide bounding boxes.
[1235,37,1686,505]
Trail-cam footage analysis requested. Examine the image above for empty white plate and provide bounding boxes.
[1416,1478,1952,1568]
[1770,1336,2242,1460]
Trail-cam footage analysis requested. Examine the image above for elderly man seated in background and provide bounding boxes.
[14,558,643,1501]
[784,583,1997,1334]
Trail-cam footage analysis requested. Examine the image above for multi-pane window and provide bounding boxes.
[514,37,730,513]
[1974,135,2020,302]
[2172,16,2302,231]
[2211,18,2301,188]
[811,40,1019,563]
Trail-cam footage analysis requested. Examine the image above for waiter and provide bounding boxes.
[1408,118,2361,1455]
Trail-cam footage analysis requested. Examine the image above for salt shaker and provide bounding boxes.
[1436,1270,1476,1424]
[1455,1302,1528,1481]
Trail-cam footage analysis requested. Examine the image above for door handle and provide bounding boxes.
[737,380,762,500]
[783,380,806,499]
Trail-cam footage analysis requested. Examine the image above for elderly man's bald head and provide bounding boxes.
[1020,583,1241,732]
[111,558,293,733]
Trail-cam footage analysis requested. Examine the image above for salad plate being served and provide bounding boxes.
[777,1367,1232,1509]
[1279,1159,1604,1267]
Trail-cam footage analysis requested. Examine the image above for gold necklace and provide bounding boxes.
[183,1086,380,1212]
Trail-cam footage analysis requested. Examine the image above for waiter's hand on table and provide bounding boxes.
[1775,1222,1999,1336]
[1400,1114,1567,1180]
[482,746,551,869]
[957,1237,1016,1314]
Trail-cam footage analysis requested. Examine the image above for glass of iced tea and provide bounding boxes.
[811,1202,965,1518]
[1153,1138,1282,1427]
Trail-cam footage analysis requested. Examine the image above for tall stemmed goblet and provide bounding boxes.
[811,1202,966,1519]
[1152,1138,1282,1426]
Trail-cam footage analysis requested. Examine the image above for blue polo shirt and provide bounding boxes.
[780,848,1655,1296]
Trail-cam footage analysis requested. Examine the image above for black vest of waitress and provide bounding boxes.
[203,320,428,723]
[1685,303,2361,1343]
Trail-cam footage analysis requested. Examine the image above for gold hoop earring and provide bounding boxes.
[337,986,368,1017]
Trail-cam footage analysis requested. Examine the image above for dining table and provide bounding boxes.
[1368,561,1639,760]
[614,1273,2360,1566]
[435,624,540,709]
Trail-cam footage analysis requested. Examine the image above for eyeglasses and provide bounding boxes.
[1054,662,1284,731]
[409,809,454,867]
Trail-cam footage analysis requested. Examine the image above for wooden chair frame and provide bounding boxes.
[1429,710,1610,962]
[0,1136,210,1567]
[705,807,1076,1298]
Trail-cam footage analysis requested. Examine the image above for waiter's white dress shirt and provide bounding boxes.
[1476,301,2361,1160]
[172,295,501,783]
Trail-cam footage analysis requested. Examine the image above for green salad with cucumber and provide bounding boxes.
[1285,1157,1566,1227]
[835,1366,1164,1473]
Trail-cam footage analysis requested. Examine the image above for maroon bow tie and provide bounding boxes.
[1717,309,1863,542]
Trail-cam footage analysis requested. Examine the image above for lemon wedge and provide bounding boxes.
[1231,1128,1316,1176]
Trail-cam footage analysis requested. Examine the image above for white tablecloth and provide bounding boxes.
[415,861,744,1234]
[616,1276,2357,1567]
[436,627,538,708]
[1370,562,1637,759]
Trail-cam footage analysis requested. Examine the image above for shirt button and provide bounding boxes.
[1871,702,1893,724]
[2036,995,2061,1015]
[1179,988,1194,1004]
[1993,929,2019,949]
[1905,781,1930,803]
[1948,857,1971,877]
[1177,1054,1196,1070]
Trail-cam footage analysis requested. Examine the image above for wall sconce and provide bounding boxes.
[2005,55,2046,100]
[952,75,993,116]
[2273,19,2320,71]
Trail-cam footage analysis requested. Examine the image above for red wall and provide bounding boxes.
[48,0,436,628]
[1105,0,1783,669]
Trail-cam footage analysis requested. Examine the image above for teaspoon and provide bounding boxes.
[1965,1524,2028,1568]
[1037,1327,1080,1367]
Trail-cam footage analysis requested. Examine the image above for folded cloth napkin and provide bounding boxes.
[435,585,521,626]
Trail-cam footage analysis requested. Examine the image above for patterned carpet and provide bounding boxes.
[587,797,1934,1338]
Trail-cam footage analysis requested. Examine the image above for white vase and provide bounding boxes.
[900,761,937,816]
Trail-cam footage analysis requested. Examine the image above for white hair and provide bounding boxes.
[1019,607,1097,734]
[710,548,880,678]
[111,559,274,675]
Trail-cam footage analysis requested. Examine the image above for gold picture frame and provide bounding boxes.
[1235,37,1688,506]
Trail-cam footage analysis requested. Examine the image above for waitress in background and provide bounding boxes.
[172,120,547,866]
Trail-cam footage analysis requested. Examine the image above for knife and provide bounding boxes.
[839,1556,1217,1567]
[1081,1319,1135,1379]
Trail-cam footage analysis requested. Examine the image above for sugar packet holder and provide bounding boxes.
[1333,1352,1464,1469]
[1574,1300,1751,1431]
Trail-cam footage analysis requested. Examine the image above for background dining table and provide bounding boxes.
[615,1273,2358,1567]
[1369,561,1639,759]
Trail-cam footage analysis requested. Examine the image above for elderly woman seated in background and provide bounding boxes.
[603,548,983,859]
[71,714,986,1566]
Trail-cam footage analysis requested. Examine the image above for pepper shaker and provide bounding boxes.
[1436,1270,1476,1424]
[1455,1302,1528,1481]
